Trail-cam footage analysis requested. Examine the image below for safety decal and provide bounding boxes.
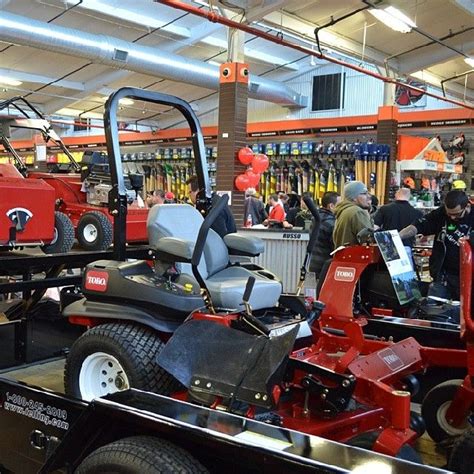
[6,207,33,232]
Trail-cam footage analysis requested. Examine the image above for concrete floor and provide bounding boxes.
[1,358,448,469]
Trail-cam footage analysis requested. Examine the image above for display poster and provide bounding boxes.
[374,230,421,305]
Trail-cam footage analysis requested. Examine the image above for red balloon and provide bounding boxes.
[252,153,269,173]
[238,147,254,165]
[235,173,251,191]
[245,169,260,187]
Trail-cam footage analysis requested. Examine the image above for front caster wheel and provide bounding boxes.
[421,379,470,442]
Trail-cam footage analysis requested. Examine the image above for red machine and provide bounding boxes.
[316,243,463,349]
[420,235,474,445]
[0,163,74,253]
[153,203,468,461]
[0,96,148,251]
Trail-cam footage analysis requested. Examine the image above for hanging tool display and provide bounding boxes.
[253,139,388,205]
[120,146,217,202]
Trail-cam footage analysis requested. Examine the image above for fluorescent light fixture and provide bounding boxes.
[55,107,83,116]
[65,0,189,37]
[465,57,474,67]
[369,6,416,33]
[0,75,22,86]
[119,98,134,106]
[207,60,221,67]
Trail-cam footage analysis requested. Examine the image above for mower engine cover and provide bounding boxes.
[0,172,55,245]
[157,319,298,409]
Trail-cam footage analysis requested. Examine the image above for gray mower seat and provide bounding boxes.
[147,204,281,310]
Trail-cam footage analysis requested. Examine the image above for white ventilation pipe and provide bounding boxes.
[0,12,306,107]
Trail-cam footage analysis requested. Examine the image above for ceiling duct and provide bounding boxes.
[0,12,306,108]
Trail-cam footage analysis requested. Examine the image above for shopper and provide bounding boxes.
[333,181,372,247]
[263,194,285,226]
[243,188,267,226]
[279,192,290,214]
[146,189,165,208]
[286,194,304,227]
[399,190,473,300]
[309,191,341,277]
[186,175,236,237]
[164,191,175,203]
[374,188,423,246]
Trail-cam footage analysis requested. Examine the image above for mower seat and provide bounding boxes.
[147,204,281,311]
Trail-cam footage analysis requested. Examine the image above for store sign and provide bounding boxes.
[334,267,356,282]
[85,270,109,292]
[282,233,302,240]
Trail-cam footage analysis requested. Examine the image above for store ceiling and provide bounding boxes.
[0,0,472,133]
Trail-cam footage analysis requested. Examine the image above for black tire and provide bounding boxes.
[421,379,469,442]
[77,211,113,251]
[347,431,423,463]
[42,211,75,254]
[75,436,208,474]
[64,323,181,401]
[448,428,474,474]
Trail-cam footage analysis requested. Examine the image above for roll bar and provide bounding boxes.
[104,88,211,261]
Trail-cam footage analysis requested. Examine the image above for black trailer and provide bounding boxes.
[0,246,150,369]
[0,377,448,474]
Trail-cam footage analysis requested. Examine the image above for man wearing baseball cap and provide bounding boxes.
[333,181,372,247]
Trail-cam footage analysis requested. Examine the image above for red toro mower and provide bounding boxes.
[316,242,462,348]
[153,193,471,462]
[0,96,148,251]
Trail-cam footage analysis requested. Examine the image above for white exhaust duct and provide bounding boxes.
[0,12,306,107]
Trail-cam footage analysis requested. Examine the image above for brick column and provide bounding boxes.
[216,62,249,226]
[377,105,399,204]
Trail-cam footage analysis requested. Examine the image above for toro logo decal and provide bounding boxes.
[334,267,356,282]
[6,207,33,232]
[85,270,109,292]
[378,348,404,371]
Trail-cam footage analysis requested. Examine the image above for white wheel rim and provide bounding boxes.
[50,227,58,245]
[437,401,470,436]
[83,223,98,243]
[79,352,130,401]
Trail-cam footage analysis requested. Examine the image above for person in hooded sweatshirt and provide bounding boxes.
[333,181,372,248]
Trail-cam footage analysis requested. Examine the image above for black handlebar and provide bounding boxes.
[242,312,271,336]
[303,196,320,255]
[242,276,256,303]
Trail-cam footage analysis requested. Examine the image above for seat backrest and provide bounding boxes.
[147,203,229,279]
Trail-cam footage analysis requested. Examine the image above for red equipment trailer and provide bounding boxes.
[0,161,74,253]
[0,96,148,251]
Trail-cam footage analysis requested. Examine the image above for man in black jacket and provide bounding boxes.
[243,188,267,226]
[186,175,236,238]
[399,190,473,300]
[374,188,423,246]
[309,191,341,278]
